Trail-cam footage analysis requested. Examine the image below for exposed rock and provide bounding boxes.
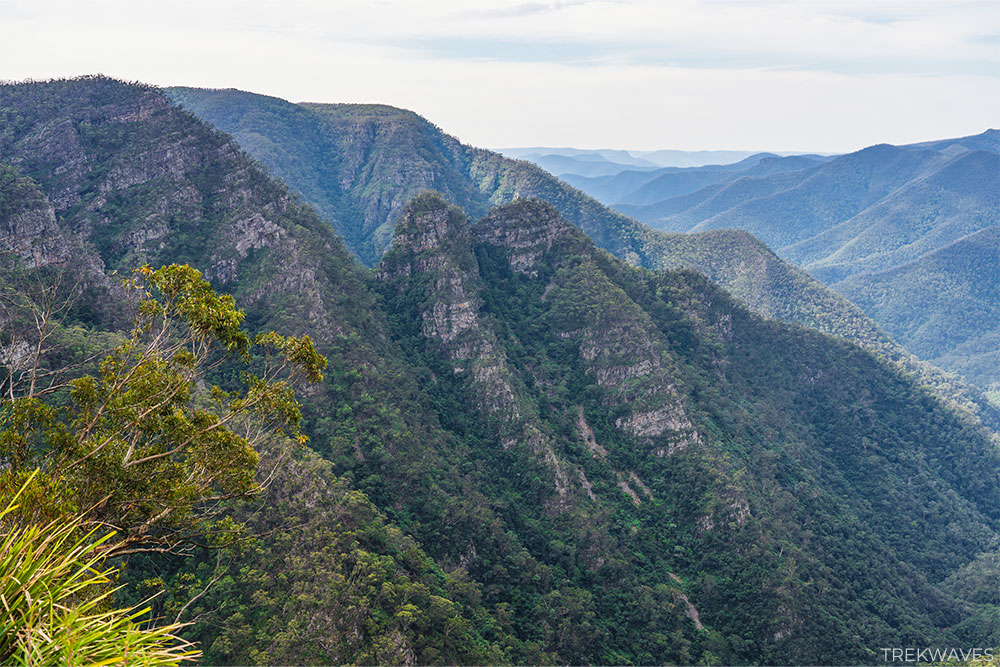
[618,479,642,506]
[576,406,608,458]
[1,196,71,268]
[380,195,582,506]
[0,167,72,267]
[231,212,283,258]
[473,199,575,276]
[678,590,705,630]
[577,469,596,500]
[629,471,654,500]
[618,405,701,442]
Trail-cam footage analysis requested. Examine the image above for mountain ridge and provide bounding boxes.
[168,85,1000,425]
[563,130,998,390]
[5,76,1000,665]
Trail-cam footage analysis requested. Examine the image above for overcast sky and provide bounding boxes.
[1,0,997,152]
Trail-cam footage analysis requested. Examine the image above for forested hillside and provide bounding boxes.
[572,131,999,391]
[0,76,510,663]
[4,77,1000,665]
[580,154,827,208]
[836,226,1000,390]
[169,86,1000,422]
[369,194,1000,664]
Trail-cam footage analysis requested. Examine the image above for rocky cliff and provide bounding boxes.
[5,78,1000,666]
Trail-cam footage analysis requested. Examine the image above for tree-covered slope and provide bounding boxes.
[611,154,825,208]
[595,132,999,393]
[160,90,891,328]
[509,151,660,178]
[168,86,1000,418]
[7,77,1000,665]
[0,78,706,664]
[686,145,952,249]
[366,194,1000,665]
[601,135,997,294]
[618,162,826,233]
[903,128,1000,154]
[790,150,1000,283]
[124,442,504,666]
[0,76,725,665]
[579,157,768,207]
[836,226,1000,388]
[0,76,517,661]
[166,87,491,264]
[613,134,996,271]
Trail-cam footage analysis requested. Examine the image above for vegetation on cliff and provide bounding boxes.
[3,77,1000,665]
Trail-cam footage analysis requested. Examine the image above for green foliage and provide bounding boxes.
[838,226,1000,388]
[0,473,198,666]
[168,85,1000,425]
[0,162,46,221]
[123,443,505,666]
[368,197,1000,664]
[0,264,325,555]
[6,78,1000,666]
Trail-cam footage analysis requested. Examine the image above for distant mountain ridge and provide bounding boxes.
[497,146,777,170]
[5,76,1000,666]
[494,147,831,182]
[558,130,999,391]
[169,86,1000,423]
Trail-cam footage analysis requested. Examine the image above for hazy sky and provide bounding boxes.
[1,0,997,152]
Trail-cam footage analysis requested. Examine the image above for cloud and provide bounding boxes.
[0,0,996,150]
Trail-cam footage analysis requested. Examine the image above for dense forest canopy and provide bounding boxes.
[1,76,999,666]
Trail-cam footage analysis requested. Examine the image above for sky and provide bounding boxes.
[1,0,997,152]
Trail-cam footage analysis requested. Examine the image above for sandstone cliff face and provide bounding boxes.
[472,199,575,278]
[0,162,121,324]
[383,196,746,539]
[474,200,752,533]
[472,199,701,464]
[0,77,370,345]
[379,196,579,505]
[0,165,72,268]
[540,246,703,459]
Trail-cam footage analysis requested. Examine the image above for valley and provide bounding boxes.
[1,76,998,666]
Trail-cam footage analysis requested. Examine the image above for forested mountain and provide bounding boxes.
[168,86,1000,422]
[0,76,508,663]
[176,88,993,397]
[496,146,761,173]
[836,226,1000,389]
[165,88,784,276]
[168,86,682,267]
[370,194,1000,665]
[788,149,999,284]
[608,155,830,220]
[595,133,1000,389]
[496,151,661,178]
[615,131,997,240]
[626,141,997,271]
[903,129,1000,154]
[4,76,1000,665]
[572,154,828,208]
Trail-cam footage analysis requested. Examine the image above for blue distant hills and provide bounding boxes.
[521,130,1000,392]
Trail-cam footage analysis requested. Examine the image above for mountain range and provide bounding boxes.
[3,76,1000,665]
[530,131,999,392]
[496,146,780,176]
[169,86,1000,423]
